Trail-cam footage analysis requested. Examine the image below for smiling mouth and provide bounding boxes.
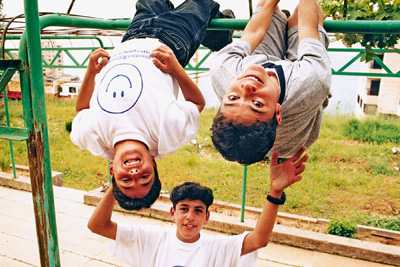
[124,158,140,166]
[243,75,263,84]
[184,224,196,229]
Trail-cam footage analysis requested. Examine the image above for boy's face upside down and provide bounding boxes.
[221,64,282,125]
[110,140,157,199]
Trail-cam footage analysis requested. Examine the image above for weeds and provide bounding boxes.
[327,219,359,238]
[0,155,11,172]
[1,99,399,232]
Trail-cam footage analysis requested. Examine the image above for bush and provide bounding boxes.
[344,119,400,144]
[327,219,359,238]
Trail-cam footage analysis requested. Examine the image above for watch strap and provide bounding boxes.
[266,191,286,205]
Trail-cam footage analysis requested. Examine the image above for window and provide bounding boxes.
[367,80,380,96]
[69,87,76,94]
[371,54,384,69]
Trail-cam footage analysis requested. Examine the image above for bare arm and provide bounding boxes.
[241,146,308,255]
[150,44,205,112]
[240,0,280,53]
[87,184,118,240]
[75,48,110,113]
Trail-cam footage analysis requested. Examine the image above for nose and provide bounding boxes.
[241,81,257,94]
[129,169,140,176]
[186,210,195,221]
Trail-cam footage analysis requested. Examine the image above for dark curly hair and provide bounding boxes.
[112,167,161,211]
[211,110,277,165]
[170,182,214,211]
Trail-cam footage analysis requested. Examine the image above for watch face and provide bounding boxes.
[97,63,143,114]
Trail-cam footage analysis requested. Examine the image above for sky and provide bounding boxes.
[2,0,299,19]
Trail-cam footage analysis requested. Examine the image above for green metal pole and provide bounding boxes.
[2,90,17,178]
[241,165,248,222]
[22,0,60,266]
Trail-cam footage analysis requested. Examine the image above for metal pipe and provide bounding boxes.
[23,0,60,266]
[241,165,248,223]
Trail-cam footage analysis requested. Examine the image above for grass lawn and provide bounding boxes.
[1,97,399,230]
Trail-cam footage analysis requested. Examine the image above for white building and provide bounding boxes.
[356,42,400,116]
[57,82,82,98]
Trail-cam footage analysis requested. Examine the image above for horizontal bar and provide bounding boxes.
[36,14,400,34]
[0,126,29,141]
[0,59,24,71]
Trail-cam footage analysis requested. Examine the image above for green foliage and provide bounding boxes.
[65,121,72,133]
[0,155,11,172]
[358,214,400,231]
[1,99,400,232]
[320,0,400,62]
[327,219,359,238]
[343,118,400,144]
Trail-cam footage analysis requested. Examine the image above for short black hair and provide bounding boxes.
[112,167,161,211]
[170,182,214,211]
[211,110,277,165]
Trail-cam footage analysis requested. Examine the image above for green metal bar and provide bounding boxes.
[22,0,60,266]
[336,53,363,73]
[331,71,400,77]
[2,91,17,178]
[372,56,392,74]
[241,165,248,223]
[48,50,63,66]
[0,126,30,141]
[63,49,82,67]
[39,14,130,32]
[0,68,17,95]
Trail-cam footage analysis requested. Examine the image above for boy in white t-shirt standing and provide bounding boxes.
[88,147,308,267]
[70,0,233,211]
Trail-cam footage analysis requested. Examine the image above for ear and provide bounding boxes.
[151,156,157,169]
[170,207,175,222]
[108,161,114,177]
[275,103,282,125]
[204,211,210,225]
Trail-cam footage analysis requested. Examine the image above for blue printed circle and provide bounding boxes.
[97,63,143,114]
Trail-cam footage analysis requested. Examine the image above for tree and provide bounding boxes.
[319,0,400,62]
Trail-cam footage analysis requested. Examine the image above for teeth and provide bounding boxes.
[125,159,140,166]
[246,76,261,82]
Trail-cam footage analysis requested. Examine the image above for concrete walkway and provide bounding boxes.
[0,185,395,267]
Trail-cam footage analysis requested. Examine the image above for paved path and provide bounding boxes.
[0,185,394,266]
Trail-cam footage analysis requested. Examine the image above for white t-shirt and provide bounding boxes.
[70,38,200,160]
[109,223,258,267]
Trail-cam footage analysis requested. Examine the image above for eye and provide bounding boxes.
[141,174,149,179]
[253,100,263,107]
[195,209,203,213]
[228,95,239,100]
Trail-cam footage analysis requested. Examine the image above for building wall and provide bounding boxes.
[356,41,400,116]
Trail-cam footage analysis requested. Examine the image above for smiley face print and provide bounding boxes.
[97,63,143,114]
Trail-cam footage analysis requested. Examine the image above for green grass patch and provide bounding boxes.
[1,99,399,232]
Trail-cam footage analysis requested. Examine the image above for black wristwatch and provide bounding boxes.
[266,191,286,205]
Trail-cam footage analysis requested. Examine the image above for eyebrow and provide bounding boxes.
[222,102,266,114]
[179,204,205,210]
